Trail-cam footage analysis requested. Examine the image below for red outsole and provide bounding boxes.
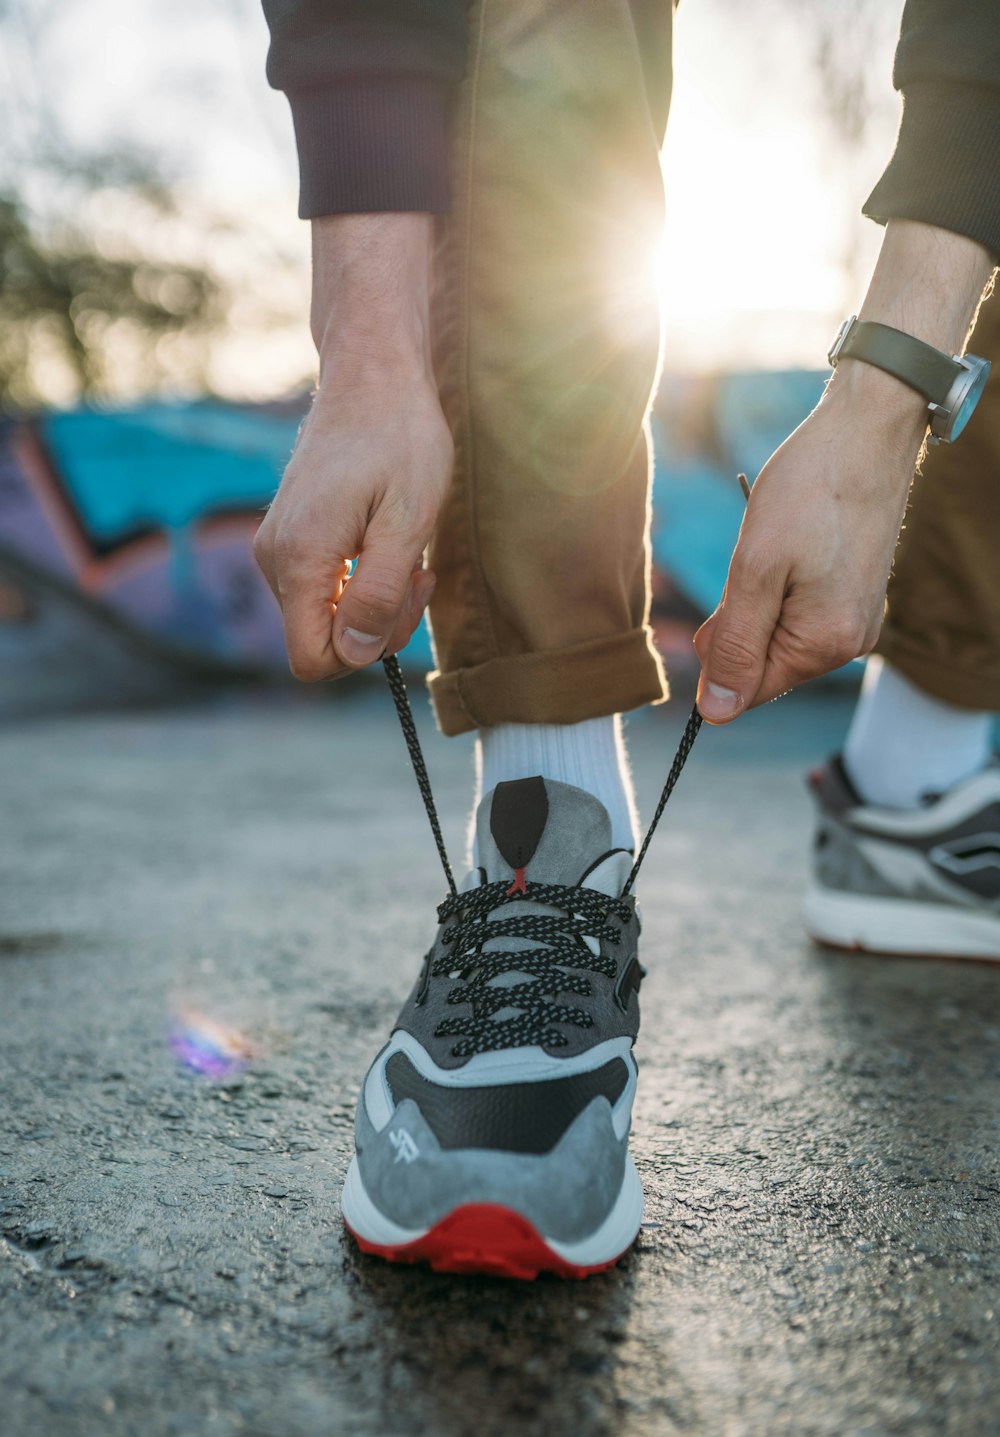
[344,1203,628,1280]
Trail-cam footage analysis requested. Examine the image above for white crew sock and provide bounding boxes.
[472,716,639,863]
[843,656,994,810]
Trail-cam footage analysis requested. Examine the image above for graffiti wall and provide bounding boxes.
[0,373,826,709]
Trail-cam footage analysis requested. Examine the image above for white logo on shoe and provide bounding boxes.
[932,833,1000,876]
[388,1128,420,1164]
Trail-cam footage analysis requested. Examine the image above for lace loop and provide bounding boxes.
[427,877,628,1056]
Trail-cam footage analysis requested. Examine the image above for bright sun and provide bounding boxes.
[655,13,891,374]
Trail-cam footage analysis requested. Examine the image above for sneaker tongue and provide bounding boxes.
[477,776,617,889]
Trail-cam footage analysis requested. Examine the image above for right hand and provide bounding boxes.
[253,371,454,682]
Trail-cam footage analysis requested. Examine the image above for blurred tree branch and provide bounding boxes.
[0,185,226,410]
[0,0,304,410]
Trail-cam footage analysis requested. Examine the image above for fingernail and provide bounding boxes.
[339,627,383,665]
[698,681,742,722]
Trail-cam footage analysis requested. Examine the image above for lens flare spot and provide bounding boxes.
[169,1006,259,1079]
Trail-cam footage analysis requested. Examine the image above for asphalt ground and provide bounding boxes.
[2,680,999,1437]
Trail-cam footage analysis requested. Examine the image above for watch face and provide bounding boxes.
[949,361,990,442]
[932,357,991,443]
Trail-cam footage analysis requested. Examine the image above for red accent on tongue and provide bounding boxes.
[506,867,527,896]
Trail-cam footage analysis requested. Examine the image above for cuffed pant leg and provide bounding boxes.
[876,293,1000,712]
[426,0,673,737]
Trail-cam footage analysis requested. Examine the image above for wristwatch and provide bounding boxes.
[828,316,990,444]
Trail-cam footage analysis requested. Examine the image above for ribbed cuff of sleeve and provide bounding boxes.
[286,76,452,219]
[864,81,1000,261]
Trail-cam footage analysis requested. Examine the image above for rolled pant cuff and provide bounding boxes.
[427,628,668,736]
[875,630,1000,712]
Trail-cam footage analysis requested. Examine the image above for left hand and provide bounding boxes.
[693,362,927,722]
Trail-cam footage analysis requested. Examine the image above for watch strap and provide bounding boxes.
[837,320,958,405]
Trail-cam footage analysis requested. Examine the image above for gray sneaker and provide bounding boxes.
[341,776,644,1278]
[804,756,1000,960]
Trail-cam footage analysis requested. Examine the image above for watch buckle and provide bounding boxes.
[827,315,857,369]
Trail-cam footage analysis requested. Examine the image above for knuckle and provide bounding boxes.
[825,616,868,663]
[344,579,403,628]
[252,519,272,564]
[730,542,779,592]
[861,619,882,654]
[383,477,445,538]
[782,617,865,680]
[776,629,822,681]
[710,627,761,680]
[287,652,325,683]
[270,529,298,571]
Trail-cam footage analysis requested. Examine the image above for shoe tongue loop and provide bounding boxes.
[478,777,615,890]
[490,778,548,874]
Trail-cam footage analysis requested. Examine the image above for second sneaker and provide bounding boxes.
[805,757,1000,960]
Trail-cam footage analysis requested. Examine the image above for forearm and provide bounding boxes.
[309,213,436,387]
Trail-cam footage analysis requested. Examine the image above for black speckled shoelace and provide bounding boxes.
[430,878,633,1056]
[380,654,703,1055]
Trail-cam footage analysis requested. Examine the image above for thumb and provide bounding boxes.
[695,557,784,724]
[383,567,437,657]
[332,516,423,669]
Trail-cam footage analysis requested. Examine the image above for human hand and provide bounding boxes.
[253,212,453,682]
[694,219,995,723]
[254,374,453,681]
[693,364,926,721]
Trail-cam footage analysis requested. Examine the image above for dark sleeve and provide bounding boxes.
[262,0,469,219]
[864,0,1000,259]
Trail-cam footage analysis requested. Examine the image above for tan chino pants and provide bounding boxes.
[877,292,1000,712]
[423,0,999,734]
[425,0,673,735]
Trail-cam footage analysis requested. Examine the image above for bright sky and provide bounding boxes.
[18,0,902,394]
[659,0,898,370]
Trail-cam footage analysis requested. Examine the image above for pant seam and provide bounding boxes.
[457,0,500,666]
[454,668,487,729]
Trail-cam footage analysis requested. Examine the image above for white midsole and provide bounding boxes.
[341,1152,644,1267]
[803,883,1000,960]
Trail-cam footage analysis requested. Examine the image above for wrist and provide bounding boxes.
[820,359,929,488]
[309,213,435,382]
[315,338,434,392]
[825,354,929,433]
[822,221,995,457]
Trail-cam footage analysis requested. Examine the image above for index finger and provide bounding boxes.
[278,569,352,684]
